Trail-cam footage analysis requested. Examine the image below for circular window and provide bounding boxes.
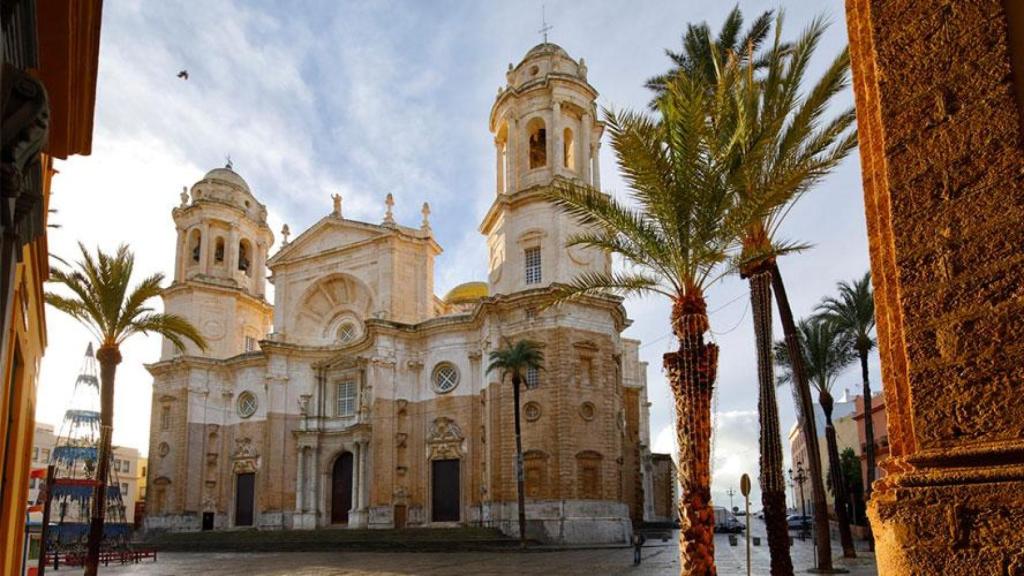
[524,401,542,422]
[158,442,170,458]
[237,391,258,418]
[337,321,359,344]
[432,363,459,394]
[579,402,596,421]
[529,65,539,76]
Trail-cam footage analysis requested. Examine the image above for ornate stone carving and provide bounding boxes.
[427,416,464,460]
[232,437,260,473]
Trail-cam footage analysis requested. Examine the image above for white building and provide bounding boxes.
[145,42,659,544]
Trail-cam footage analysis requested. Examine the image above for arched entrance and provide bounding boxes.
[331,452,353,524]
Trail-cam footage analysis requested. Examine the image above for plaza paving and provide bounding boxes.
[53,523,877,575]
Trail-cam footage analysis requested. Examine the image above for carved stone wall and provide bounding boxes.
[845,0,1024,572]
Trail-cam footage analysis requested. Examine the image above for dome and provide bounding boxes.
[203,166,251,193]
[524,42,571,61]
[444,281,489,305]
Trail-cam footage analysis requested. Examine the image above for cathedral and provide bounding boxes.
[144,42,672,543]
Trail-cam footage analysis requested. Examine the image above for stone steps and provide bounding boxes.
[143,527,528,552]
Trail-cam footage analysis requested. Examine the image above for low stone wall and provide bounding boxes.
[478,500,632,544]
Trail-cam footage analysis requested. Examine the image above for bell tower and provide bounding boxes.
[481,43,610,296]
[161,163,274,360]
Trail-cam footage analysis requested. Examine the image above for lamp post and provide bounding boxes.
[726,487,736,512]
[789,462,809,542]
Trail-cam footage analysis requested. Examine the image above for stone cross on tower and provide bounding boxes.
[420,202,431,231]
[383,193,396,225]
[538,5,553,43]
[225,154,233,170]
[281,223,291,245]
[331,193,342,218]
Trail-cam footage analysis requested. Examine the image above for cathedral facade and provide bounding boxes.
[144,43,662,543]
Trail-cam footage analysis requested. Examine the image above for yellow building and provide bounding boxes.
[0,2,102,574]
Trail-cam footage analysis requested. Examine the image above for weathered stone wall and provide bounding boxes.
[845,0,1024,572]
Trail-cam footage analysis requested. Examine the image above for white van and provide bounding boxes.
[712,506,745,533]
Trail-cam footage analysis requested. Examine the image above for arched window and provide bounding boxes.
[563,127,575,171]
[214,237,225,263]
[527,118,547,169]
[189,229,202,264]
[238,239,252,275]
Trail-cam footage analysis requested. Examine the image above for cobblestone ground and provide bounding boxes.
[53,523,877,575]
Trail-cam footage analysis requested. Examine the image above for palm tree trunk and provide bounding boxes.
[769,262,833,571]
[512,374,527,547]
[860,351,875,498]
[747,268,793,575]
[84,346,121,576]
[818,390,856,558]
[666,294,718,575]
[859,349,875,552]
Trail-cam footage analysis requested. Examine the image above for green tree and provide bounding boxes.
[838,447,865,525]
[45,244,207,576]
[547,53,770,574]
[486,339,545,547]
[775,318,859,557]
[817,272,876,501]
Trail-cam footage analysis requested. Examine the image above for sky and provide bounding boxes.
[36,0,880,510]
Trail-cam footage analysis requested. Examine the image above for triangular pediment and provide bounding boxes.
[268,217,389,266]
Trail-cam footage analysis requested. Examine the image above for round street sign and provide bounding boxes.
[740,473,751,497]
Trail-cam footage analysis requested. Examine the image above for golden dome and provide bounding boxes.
[444,281,489,305]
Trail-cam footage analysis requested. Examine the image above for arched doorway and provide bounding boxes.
[331,452,353,524]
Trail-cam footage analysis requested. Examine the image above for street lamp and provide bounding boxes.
[726,487,736,512]
[788,462,809,541]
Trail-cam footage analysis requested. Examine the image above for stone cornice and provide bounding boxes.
[163,278,273,313]
[268,215,441,269]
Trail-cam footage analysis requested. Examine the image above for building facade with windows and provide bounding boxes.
[144,43,656,544]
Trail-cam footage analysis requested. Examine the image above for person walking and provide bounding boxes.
[632,532,647,565]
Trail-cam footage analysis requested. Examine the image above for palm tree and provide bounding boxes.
[486,338,545,547]
[45,243,207,576]
[547,55,771,575]
[726,15,857,572]
[645,6,775,104]
[817,273,876,500]
[775,318,858,558]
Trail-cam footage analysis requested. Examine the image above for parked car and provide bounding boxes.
[713,507,745,533]
[786,515,812,530]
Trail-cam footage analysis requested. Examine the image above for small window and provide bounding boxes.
[124,461,130,474]
[237,392,258,419]
[238,240,251,273]
[337,322,358,344]
[33,447,39,461]
[121,483,129,495]
[525,307,537,320]
[215,237,225,263]
[563,127,576,171]
[41,449,50,462]
[525,247,542,285]
[161,407,171,431]
[432,363,459,394]
[190,230,202,263]
[528,118,547,169]
[245,336,257,352]
[336,380,357,416]
[526,366,540,388]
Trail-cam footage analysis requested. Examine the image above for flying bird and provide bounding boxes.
[177,70,189,80]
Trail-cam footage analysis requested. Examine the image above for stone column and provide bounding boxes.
[592,141,601,190]
[359,441,369,510]
[227,224,240,276]
[199,222,211,274]
[254,242,266,296]
[173,226,185,282]
[845,1,1024,573]
[580,112,592,185]
[495,138,505,194]
[551,101,562,176]
[350,442,361,519]
[506,115,518,193]
[295,447,305,512]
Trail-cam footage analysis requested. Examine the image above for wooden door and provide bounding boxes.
[394,504,407,529]
[431,459,460,522]
[331,452,353,524]
[235,473,255,526]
